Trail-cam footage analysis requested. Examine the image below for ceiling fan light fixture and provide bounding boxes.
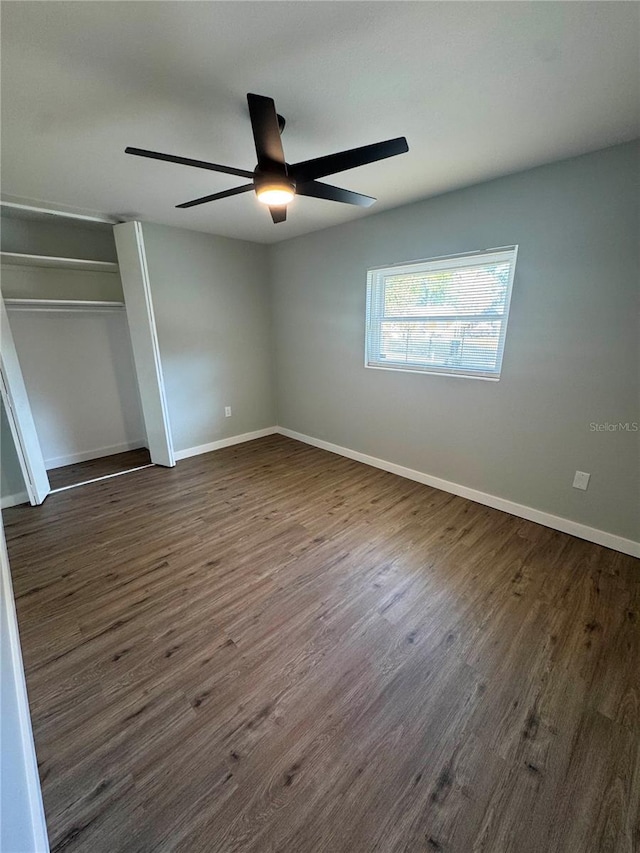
[255,176,296,206]
[256,186,295,206]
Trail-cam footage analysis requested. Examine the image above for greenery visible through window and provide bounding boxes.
[365,247,518,379]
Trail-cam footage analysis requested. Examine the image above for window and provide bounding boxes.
[365,246,517,380]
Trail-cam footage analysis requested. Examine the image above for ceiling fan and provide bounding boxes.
[125,93,409,224]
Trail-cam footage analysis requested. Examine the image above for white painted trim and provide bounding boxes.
[276,427,640,559]
[0,525,50,852]
[45,441,146,470]
[1,491,29,509]
[0,252,119,273]
[364,363,500,381]
[1,300,51,505]
[1,198,119,225]
[113,222,175,468]
[174,427,278,461]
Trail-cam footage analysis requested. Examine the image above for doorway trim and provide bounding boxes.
[0,299,50,505]
[0,215,175,502]
[0,524,50,851]
[113,221,175,467]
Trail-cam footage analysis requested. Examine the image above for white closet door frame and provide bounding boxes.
[0,524,50,852]
[0,298,50,505]
[113,222,175,467]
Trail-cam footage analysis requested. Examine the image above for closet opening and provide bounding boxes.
[0,206,173,507]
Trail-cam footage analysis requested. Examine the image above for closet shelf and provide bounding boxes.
[4,298,125,312]
[0,251,119,273]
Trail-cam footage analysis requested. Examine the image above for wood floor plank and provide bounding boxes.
[47,448,152,491]
[3,434,639,853]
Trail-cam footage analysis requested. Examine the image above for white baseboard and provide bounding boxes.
[1,491,30,509]
[45,440,146,470]
[174,427,278,461]
[276,427,640,559]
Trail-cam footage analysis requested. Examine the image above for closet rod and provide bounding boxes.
[4,299,125,313]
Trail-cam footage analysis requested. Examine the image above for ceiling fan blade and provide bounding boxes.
[125,147,254,179]
[296,181,376,207]
[269,205,287,224]
[290,137,408,183]
[247,94,286,172]
[176,184,254,209]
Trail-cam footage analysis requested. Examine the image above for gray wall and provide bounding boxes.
[270,142,639,541]
[141,222,275,453]
[1,213,123,302]
[1,212,117,262]
[1,265,123,303]
[8,309,146,469]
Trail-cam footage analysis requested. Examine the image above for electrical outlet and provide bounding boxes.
[224,406,232,418]
[572,471,590,491]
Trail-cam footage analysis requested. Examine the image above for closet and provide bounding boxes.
[0,205,174,505]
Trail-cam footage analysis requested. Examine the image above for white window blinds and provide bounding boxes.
[365,247,518,379]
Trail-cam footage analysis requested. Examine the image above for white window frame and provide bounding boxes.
[365,246,518,381]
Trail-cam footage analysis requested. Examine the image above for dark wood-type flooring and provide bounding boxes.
[48,448,152,491]
[3,434,639,852]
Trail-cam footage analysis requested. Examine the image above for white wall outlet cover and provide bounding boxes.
[225,406,232,417]
[572,471,591,490]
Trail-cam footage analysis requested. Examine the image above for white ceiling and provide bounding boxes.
[2,2,638,244]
